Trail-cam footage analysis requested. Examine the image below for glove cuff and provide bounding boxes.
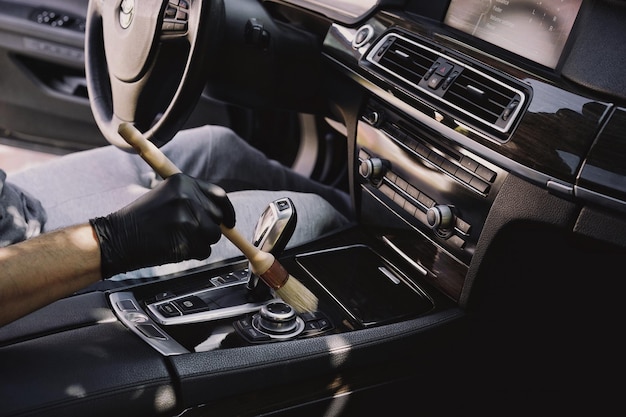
[89,216,122,280]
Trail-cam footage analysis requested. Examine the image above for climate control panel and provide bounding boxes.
[357,99,507,266]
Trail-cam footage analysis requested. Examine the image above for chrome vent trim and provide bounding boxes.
[365,33,527,135]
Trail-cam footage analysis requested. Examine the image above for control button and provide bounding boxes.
[352,25,374,48]
[441,159,458,175]
[317,318,332,331]
[448,235,466,250]
[455,218,472,235]
[217,273,241,284]
[174,296,208,314]
[403,200,418,217]
[117,299,137,311]
[395,176,409,192]
[423,62,440,81]
[405,137,419,151]
[427,152,445,167]
[475,165,496,182]
[230,269,250,281]
[246,326,271,341]
[158,303,181,317]
[233,316,276,343]
[301,312,333,335]
[154,291,176,301]
[427,75,444,90]
[125,312,149,324]
[442,71,459,90]
[136,324,168,340]
[237,316,253,328]
[469,177,490,194]
[417,193,435,209]
[435,62,454,78]
[276,199,290,211]
[393,192,406,207]
[304,321,321,332]
[460,156,479,172]
[414,143,431,158]
[406,184,420,200]
[455,169,473,184]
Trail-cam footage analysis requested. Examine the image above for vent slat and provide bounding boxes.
[456,73,513,105]
[446,89,501,123]
[379,39,438,82]
[444,72,517,123]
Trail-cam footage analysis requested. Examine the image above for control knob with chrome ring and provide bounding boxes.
[426,204,454,235]
[359,157,389,187]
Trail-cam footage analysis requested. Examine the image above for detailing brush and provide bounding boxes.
[118,122,319,313]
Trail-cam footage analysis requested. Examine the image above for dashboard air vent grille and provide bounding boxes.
[377,37,439,83]
[364,32,528,138]
[443,71,519,125]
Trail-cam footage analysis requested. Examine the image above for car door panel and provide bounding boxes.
[0,0,103,150]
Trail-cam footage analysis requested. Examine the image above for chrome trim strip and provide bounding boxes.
[381,236,428,276]
[575,186,626,214]
[110,292,189,356]
[147,299,275,326]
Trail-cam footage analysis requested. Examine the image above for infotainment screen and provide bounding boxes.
[444,0,583,68]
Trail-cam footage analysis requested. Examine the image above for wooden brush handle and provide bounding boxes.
[118,123,182,177]
[117,122,275,275]
[218,225,275,275]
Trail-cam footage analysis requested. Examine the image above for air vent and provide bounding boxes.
[372,36,439,84]
[364,32,527,137]
[443,70,522,131]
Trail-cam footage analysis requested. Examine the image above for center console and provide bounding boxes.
[110,229,445,355]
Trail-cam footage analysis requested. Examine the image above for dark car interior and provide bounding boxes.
[1,0,626,415]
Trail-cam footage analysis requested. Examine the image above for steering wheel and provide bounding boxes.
[85,0,223,149]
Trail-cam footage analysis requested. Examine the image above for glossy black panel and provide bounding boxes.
[505,82,607,181]
[296,245,433,325]
[578,107,626,202]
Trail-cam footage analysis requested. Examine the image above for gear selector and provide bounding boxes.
[246,197,297,300]
[143,198,297,326]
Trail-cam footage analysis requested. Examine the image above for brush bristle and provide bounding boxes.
[275,275,319,313]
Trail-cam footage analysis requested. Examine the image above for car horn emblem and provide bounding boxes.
[119,0,134,29]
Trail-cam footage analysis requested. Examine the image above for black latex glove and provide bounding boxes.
[90,173,236,279]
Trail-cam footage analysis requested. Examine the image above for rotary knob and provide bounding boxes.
[252,301,304,339]
[426,204,454,230]
[359,157,388,186]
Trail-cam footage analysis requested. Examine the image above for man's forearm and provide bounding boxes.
[0,224,102,326]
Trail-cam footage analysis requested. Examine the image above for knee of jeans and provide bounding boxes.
[208,126,250,156]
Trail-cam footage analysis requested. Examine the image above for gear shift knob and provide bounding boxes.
[246,197,297,300]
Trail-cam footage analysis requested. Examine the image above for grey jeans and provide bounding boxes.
[10,125,352,279]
